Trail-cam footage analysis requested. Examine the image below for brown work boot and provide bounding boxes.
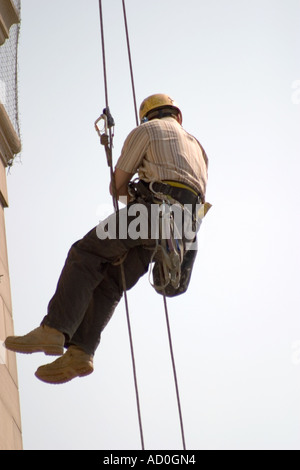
[4,325,65,356]
[35,345,94,385]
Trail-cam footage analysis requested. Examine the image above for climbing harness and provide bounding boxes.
[148,184,184,295]
[130,179,210,296]
[96,0,192,451]
[148,202,184,294]
[129,180,185,294]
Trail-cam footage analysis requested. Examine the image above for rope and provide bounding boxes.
[120,264,145,450]
[122,0,139,127]
[98,0,118,213]
[98,0,187,451]
[98,0,145,451]
[122,2,188,443]
[98,0,109,111]
[161,276,187,450]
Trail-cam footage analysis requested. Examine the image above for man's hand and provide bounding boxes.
[110,168,134,203]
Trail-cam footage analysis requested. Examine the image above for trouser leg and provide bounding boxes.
[65,273,122,356]
[41,226,129,341]
[42,200,155,339]
[65,246,152,355]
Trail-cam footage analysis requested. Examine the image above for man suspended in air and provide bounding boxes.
[5,94,209,385]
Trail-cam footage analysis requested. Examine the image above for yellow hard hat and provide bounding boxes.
[139,94,182,123]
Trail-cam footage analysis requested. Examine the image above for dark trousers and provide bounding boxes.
[42,199,197,355]
[42,202,156,355]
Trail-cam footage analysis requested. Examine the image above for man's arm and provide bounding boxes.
[110,124,148,202]
[110,168,134,203]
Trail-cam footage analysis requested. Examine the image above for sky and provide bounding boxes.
[3,0,300,450]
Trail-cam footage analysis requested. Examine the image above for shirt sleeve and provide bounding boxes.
[115,125,149,174]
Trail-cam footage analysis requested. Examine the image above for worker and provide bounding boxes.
[5,94,209,385]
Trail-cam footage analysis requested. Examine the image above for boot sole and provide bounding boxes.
[35,364,94,385]
[4,341,64,356]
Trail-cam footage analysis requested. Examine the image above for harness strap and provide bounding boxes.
[133,180,203,206]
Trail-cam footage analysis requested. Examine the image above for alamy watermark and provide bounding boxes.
[291,80,300,105]
[96,200,204,250]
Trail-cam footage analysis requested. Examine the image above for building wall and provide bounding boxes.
[0,0,22,451]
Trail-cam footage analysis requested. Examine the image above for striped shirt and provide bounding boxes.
[115,117,208,197]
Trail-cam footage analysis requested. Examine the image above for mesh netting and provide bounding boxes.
[0,0,21,142]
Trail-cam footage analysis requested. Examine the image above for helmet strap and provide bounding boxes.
[146,106,179,122]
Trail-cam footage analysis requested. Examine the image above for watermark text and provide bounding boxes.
[96,201,203,250]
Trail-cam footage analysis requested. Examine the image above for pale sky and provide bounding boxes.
[4,0,300,450]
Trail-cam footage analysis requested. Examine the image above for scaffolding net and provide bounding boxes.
[0,0,21,143]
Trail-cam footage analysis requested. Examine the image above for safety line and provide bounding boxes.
[162,293,187,450]
[98,0,145,451]
[98,0,109,111]
[98,0,187,451]
[121,0,187,449]
[98,0,117,212]
[120,263,145,450]
[122,0,139,127]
